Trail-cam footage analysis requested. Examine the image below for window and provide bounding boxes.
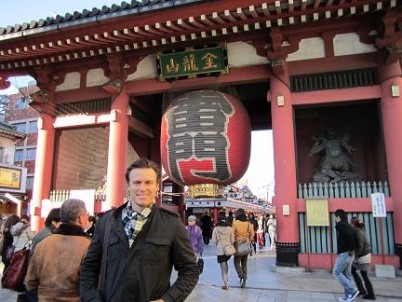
[26,148,36,160]
[29,120,38,133]
[26,176,34,190]
[13,122,26,133]
[15,149,24,162]
[15,97,28,109]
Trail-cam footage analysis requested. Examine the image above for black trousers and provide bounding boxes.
[351,265,375,296]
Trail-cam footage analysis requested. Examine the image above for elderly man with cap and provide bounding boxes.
[186,215,204,258]
[26,199,91,302]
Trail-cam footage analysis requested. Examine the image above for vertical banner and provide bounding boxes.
[371,192,386,217]
[371,192,386,264]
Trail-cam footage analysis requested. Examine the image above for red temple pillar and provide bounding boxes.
[105,85,129,209]
[270,63,299,266]
[379,60,402,268]
[31,113,55,232]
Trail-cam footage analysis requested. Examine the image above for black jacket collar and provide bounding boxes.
[54,223,89,237]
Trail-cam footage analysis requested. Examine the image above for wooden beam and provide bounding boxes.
[235,7,248,21]
[177,18,195,30]
[212,12,226,25]
[248,5,259,19]
[188,17,204,29]
[128,116,154,139]
[261,3,271,17]
[200,14,214,26]
[223,10,237,22]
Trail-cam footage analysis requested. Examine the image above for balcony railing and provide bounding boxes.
[297,181,390,199]
[49,189,106,203]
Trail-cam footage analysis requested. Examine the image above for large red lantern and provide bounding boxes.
[161,90,251,186]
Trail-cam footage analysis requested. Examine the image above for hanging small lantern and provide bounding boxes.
[161,90,251,186]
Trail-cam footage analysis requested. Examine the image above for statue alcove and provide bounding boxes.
[294,102,388,187]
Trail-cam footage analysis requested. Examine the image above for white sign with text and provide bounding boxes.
[371,192,386,217]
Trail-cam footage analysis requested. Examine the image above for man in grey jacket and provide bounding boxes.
[80,158,199,302]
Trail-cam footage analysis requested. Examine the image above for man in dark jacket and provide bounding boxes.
[200,212,213,245]
[30,207,61,257]
[80,158,199,302]
[333,209,359,302]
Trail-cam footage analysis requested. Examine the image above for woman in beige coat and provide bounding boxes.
[211,214,235,290]
[232,208,255,288]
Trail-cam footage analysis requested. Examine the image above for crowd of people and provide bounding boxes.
[186,209,277,291]
[0,158,199,302]
[0,160,377,302]
[187,207,376,302]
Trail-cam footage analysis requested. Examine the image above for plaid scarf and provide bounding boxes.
[122,201,154,247]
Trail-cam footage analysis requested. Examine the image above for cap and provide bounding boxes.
[187,215,197,221]
[237,208,245,215]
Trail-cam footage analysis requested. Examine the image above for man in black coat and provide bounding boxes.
[333,209,359,302]
[80,158,199,302]
[200,212,213,245]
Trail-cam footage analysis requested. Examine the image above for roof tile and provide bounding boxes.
[0,0,205,36]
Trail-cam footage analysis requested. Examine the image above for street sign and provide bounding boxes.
[371,192,386,217]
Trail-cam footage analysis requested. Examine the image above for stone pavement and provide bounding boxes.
[1,244,401,302]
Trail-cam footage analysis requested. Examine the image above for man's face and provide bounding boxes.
[335,216,341,223]
[128,167,159,211]
[79,211,90,230]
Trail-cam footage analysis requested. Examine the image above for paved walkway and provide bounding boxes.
[1,244,401,301]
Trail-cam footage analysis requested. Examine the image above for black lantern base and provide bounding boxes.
[276,242,300,267]
[395,243,402,270]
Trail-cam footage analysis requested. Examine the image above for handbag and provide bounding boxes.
[235,240,251,257]
[235,222,251,257]
[197,256,204,274]
[5,244,15,262]
[216,230,236,256]
[223,244,236,256]
[1,245,30,290]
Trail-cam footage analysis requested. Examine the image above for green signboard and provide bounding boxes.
[157,45,228,81]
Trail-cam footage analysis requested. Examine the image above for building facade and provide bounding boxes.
[0,121,27,216]
[0,0,400,270]
[4,92,39,199]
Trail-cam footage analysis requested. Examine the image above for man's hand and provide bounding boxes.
[150,300,164,302]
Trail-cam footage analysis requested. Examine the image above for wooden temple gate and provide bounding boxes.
[0,0,401,270]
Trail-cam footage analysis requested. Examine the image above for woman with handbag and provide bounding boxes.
[211,213,235,291]
[1,215,20,273]
[11,215,35,253]
[10,215,35,293]
[232,208,255,288]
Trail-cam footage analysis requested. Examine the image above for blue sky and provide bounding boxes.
[0,0,274,195]
[0,0,119,27]
[0,0,119,93]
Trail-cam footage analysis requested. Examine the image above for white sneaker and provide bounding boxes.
[347,290,359,302]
